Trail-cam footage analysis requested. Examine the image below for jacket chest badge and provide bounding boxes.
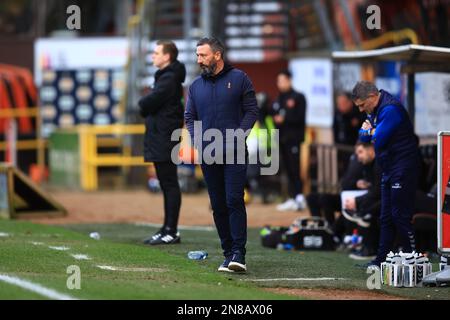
[227,82,231,89]
[286,98,295,108]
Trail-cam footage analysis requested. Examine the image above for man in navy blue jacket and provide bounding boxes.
[352,81,419,267]
[185,37,258,273]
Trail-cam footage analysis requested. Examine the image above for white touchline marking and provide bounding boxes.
[71,254,91,260]
[48,246,70,251]
[30,241,44,246]
[97,265,116,271]
[0,274,77,300]
[0,232,10,237]
[243,277,347,282]
[96,265,166,272]
[134,222,215,232]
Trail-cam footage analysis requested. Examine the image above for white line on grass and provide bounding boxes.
[48,246,70,251]
[134,222,215,232]
[0,274,77,300]
[243,277,347,282]
[96,265,166,272]
[0,232,10,237]
[71,254,91,260]
[30,241,44,246]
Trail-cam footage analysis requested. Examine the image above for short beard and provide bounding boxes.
[200,62,217,77]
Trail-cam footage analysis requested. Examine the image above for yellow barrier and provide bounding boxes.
[78,124,149,191]
[0,107,45,170]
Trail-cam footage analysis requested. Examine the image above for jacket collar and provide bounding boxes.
[155,60,186,83]
[201,62,234,81]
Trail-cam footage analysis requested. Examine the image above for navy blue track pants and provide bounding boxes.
[376,170,417,263]
[201,163,247,257]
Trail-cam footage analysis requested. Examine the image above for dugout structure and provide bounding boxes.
[0,163,66,219]
[332,44,450,127]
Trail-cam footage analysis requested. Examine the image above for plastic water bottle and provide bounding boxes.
[440,255,448,271]
[89,232,101,240]
[187,251,208,260]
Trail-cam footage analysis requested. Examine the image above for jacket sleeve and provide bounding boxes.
[332,113,339,143]
[340,154,364,190]
[184,84,198,144]
[358,114,374,143]
[239,74,259,132]
[355,164,382,213]
[138,73,176,117]
[372,105,403,150]
[358,123,372,143]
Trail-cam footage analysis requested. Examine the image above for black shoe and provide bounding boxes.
[342,209,371,228]
[143,229,164,245]
[349,246,377,261]
[218,256,234,273]
[228,253,247,272]
[148,232,181,245]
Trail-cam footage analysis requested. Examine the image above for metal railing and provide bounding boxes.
[308,143,355,194]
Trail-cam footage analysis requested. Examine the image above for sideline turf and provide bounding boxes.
[0,220,295,300]
[64,223,450,300]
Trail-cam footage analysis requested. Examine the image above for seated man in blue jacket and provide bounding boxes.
[185,37,259,273]
[352,81,420,268]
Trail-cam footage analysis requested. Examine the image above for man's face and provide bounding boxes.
[355,145,375,165]
[152,44,170,69]
[353,93,378,113]
[277,74,291,93]
[196,44,221,76]
[336,95,354,114]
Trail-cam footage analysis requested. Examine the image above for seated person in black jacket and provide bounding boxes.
[342,142,381,259]
[345,143,439,259]
[342,142,381,228]
[307,141,375,242]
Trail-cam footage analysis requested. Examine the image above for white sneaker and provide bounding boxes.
[276,199,298,211]
[295,194,307,210]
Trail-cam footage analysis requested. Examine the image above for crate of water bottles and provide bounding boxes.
[380,251,433,287]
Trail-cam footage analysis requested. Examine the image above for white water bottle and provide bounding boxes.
[187,251,208,260]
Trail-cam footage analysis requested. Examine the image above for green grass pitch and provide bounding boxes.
[0,220,449,300]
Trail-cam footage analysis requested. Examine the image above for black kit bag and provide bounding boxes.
[260,226,288,248]
[283,217,336,251]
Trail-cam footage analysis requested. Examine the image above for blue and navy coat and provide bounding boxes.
[359,89,419,176]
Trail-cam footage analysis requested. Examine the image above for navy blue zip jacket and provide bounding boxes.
[184,63,258,150]
[359,89,418,175]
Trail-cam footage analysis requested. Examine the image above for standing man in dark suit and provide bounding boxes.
[185,37,258,273]
[333,91,365,146]
[139,40,186,245]
[272,70,307,211]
